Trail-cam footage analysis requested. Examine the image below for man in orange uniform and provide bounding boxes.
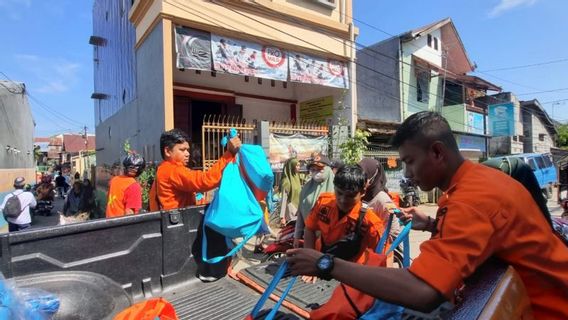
[302,164,383,283]
[287,111,568,319]
[149,128,241,211]
[106,153,146,218]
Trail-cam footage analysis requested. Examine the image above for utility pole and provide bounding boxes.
[82,126,88,179]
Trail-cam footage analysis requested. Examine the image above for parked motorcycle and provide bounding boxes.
[400,178,420,208]
[33,200,54,216]
[261,220,299,262]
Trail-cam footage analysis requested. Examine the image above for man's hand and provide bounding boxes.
[227,136,242,155]
[400,207,431,231]
[293,238,301,248]
[286,248,323,277]
[301,275,318,284]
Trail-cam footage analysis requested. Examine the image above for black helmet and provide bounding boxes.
[123,153,146,177]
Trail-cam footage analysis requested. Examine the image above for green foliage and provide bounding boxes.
[123,139,131,155]
[138,163,156,210]
[557,124,568,149]
[339,129,370,165]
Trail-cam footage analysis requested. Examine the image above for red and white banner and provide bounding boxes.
[289,52,349,89]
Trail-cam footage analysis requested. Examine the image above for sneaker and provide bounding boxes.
[197,274,221,283]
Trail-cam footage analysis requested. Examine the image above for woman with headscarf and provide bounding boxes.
[293,156,335,248]
[358,158,396,225]
[279,158,302,225]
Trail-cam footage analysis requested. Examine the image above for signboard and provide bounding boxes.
[289,52,349,89]
[211,34,287,81]
[299,96,333,122]
[269,133,329,171]
[175,27,212,70]
[466,111,485,135]
[455,134,486,152]
[488,103,515,136]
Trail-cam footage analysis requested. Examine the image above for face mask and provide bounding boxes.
[311,171,325,183]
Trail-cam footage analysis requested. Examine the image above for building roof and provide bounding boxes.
[62,134,96,153]
[400,18,475,75]
[520,99,557,136]
[34,137,50,143]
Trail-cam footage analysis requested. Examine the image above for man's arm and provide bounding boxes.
[303,228,316,249]
[174,151,235,192]
[287,248,444,312]
[29,194,37,209]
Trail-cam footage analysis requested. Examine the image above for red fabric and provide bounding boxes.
[106,176,139,218]
[149,152,234,211]
[113,298,178,320]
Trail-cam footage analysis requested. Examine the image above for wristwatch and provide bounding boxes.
[316,254,335,281]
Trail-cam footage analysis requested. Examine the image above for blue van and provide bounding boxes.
[507,153,557,198]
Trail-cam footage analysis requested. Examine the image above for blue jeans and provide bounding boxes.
[8,222,31,232]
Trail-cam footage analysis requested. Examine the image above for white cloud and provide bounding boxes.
[14,54,81,94]
[488,0,538,18]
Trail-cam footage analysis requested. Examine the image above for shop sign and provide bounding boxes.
[174,27,212,70]
[466,111,485,135]
[289,52,349,89]
[488,103,515,136]
[211,34,287,81]
[269,133,329,171]
[299,96,334,122]
[456,134,486,152]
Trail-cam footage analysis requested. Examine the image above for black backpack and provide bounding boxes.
[3,192,23,219]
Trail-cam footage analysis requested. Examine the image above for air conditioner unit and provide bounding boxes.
[313,0,336,9]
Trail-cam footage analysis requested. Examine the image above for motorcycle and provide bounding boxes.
[33,200,54,216]
[261,220,300,262]
[400,178,420,208]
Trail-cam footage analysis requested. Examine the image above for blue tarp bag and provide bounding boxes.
[202,155,264,264]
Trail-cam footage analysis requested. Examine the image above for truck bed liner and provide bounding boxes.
[165,277,301,320]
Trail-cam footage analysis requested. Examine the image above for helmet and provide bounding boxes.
[123,153,146,177]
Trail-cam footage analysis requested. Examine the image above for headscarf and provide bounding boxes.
[298,166,335,220]
[280,158,301,207]
[359,158,388,202]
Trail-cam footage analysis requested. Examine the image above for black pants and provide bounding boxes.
[191,215,232,279]
[8,222,31,232]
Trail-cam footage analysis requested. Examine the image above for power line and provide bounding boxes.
[516,87,568,96]
[477,57,568,72]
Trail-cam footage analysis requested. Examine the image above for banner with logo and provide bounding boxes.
[269,133,329,171]
[175,27,212,70]
[488,102,515,136]
[211,34,287,81]
[289,52,349,89]
[466,111,485,135]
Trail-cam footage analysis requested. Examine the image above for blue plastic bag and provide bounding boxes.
[0,278,59,320]
[202,155,264,263]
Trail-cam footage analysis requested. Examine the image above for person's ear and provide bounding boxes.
[430,141,446,163]
[164,146,172,158]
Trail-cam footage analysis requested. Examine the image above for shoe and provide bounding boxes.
[197,274,221,283]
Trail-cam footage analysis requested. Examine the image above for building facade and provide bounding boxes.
[357,18,500,161]
[0,81,35,192]
[92,0,357,184]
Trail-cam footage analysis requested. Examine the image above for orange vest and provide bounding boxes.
[106,176,137,218]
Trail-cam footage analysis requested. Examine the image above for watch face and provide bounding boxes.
[318,256,332,270]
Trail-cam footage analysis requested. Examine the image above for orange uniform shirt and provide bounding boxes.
[305,192,384,263]
[408,160,568,319]
[106,175,140,218]
[149,152,234,211]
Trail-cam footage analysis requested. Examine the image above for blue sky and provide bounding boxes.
[0,0,567,138]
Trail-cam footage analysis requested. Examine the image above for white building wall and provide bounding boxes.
[236,97,291,122]
[531,114,555,153]
[402,29,443,67]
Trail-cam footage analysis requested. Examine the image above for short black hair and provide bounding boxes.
[333,165,367,193]
[391,111,459,151]
[160,129,190,159]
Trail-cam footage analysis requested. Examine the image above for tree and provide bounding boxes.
[557,124,568,149]
[339,129,370,165]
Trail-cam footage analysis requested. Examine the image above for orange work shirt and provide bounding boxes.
[408,160,568,319]
[149,152,234,211]
[305,192,384,263]
[106,175,140,218]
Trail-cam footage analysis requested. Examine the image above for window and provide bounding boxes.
[527,159,537,171]
[535,156,546,169]
[416,71,430,103]
[543,155,553,167]
[539,133,546,141]
[313,0,336,9]
[427,34,432,47]
[434,37,439,51]
[444,82,464,106]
